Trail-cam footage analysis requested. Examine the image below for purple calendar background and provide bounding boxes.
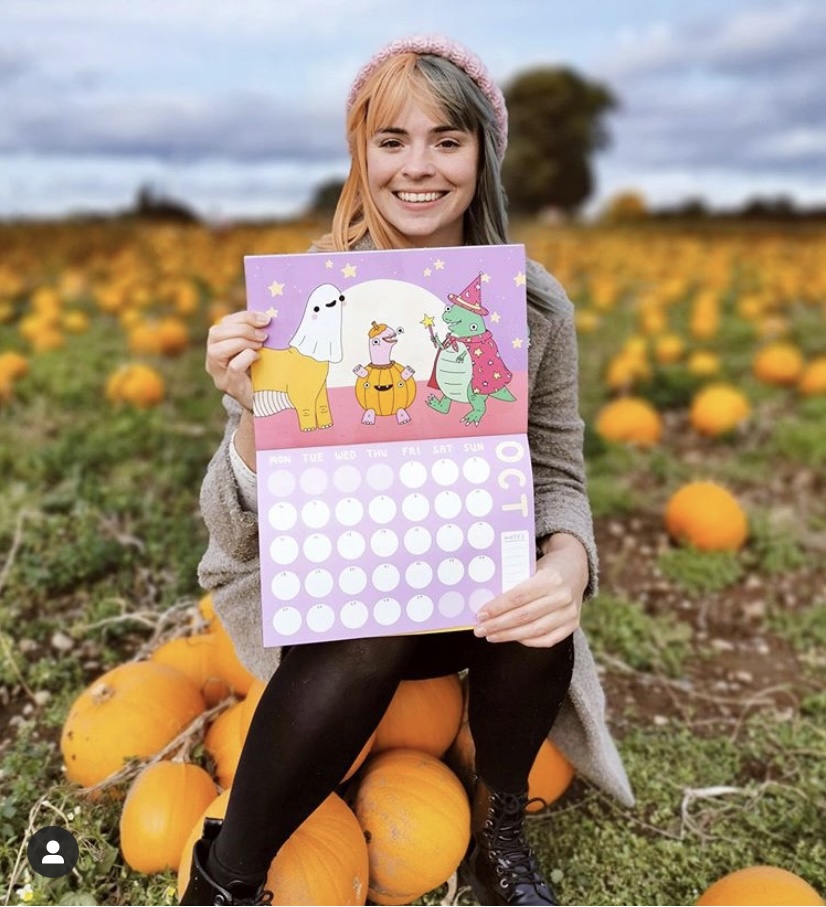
[245,244,529,448]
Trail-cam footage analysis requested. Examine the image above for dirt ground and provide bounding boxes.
[593,509,822,741]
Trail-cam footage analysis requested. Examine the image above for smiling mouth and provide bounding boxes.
[394,191,447,203]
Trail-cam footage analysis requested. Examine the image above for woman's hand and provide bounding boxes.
[205,310,271,410]
[473,533,589,648]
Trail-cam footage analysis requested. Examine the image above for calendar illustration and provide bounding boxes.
[245,244,535,646]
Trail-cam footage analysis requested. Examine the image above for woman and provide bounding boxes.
[183,35,633,907]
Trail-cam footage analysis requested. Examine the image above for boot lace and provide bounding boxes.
[214,885,273,906]
[485,792,550,891]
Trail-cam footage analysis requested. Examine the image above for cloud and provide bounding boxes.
[606,2,826,80]
[0,47,30,84]
[0,90,345,162]
[597,1,826,191]
[0,152,350,219]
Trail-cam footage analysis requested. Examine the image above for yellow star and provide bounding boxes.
[266,307,279,318]
[512,337,523,348]
[268,280,284,296]
[490,312,501,323]
[481,273,491,283]
[493,371,501,379]
[514,271,526,286]
[423,268,432,277]
[434,259,445,270]
[325,260,333,269]
[341,263,357,278]
[420,314,435,328]
[474,348,483,356]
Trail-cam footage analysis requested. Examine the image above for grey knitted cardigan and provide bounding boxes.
[197,255,635,808]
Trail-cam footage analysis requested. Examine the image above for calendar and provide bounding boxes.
[245,244,535,646]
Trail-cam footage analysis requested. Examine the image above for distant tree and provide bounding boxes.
[502,67,617,216]
[738,195,796,220]
[653,197,709,220]
[130,183,199,223]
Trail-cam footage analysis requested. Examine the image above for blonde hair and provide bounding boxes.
[315,53,508,252]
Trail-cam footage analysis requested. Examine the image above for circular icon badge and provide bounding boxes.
[27,825,79,878]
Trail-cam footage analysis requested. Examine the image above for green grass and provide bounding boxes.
[531,709,826,906]
[657,548,745,594]
[581,595,693,678]
[745,510,808,575]
[771,417,826,469]
[766,599,826,654]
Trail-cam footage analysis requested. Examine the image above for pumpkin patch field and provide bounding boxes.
[1,218,824,906]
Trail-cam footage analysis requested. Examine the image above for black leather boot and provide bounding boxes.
[459,777,559,906]
[179,818,273,906]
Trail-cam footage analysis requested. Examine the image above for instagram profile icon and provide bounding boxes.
[26,825,79,878]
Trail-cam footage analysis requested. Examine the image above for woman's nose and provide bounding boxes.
[401,147,436,178]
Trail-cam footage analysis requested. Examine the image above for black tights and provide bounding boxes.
[209,630,574,885]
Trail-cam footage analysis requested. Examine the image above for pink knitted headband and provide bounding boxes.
[346,35,508,162]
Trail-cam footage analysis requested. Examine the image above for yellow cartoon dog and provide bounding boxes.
[252,284,345,431]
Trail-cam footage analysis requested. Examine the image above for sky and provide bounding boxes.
[1,0,824,221]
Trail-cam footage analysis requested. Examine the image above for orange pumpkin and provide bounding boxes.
[105,363,165,409]
[342,730,377,783]
[156,316,190,356]
[62,309,89,334]
[198,592,217,629]
[689,383,751,437]
[127,321,163,356]
[0,351,29,382]
[372,675,463,757]
[654,333,685,365]
[526,739,576,812]
[267,792,369,906]
[203,678,266,788]
[752,342,805,386]
[594,397,662,447]
[210,621,256,697]
[61,661,206,787]
[178,790,369,906]
[150,634,232,707]
[696,865,824,906]
[238,678,267,725]
[354,748,471,906]
[664,481,748,552]
[120,761,216,873]
[686,350,720,377]
[799,356,826,396]
[204,699,248,789]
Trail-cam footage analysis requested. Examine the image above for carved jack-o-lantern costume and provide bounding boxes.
[356,360,417,416]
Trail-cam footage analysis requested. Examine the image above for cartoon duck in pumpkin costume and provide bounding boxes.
[353,321,416,425]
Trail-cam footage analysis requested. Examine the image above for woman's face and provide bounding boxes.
[366,98,479,248]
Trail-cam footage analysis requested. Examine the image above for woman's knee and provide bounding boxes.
[471,632,575,682]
